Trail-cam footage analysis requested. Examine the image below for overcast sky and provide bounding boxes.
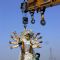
[0,0,60,60]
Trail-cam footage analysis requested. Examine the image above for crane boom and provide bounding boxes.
[27,0,60,11]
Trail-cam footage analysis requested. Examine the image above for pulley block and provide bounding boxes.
[23,17,28,24]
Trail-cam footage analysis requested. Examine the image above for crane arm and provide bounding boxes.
[27,0,60,11]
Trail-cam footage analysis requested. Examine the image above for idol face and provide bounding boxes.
[25,33,31,40]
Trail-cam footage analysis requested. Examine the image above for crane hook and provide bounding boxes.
[40,12,46,25]
[40,6,46,25]
[31,19,35,24]
[30,11,35,24]
[40,20,46,25]
[40,15,46,25]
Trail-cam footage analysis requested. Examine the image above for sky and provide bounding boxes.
[0,0,60,60]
